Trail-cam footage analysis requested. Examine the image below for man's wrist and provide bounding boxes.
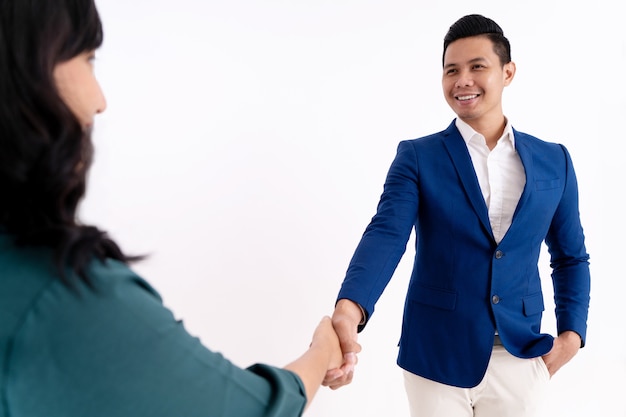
[335,299,365,326]
[559,330,583,347]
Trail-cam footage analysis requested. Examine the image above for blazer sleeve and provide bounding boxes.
[337,140,419,329]
[544,144,591,346]
[6,260,307,417]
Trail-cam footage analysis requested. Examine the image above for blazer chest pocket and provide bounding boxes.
[535,178,560,191]
[412,284,457,311]
[522,292,545,316]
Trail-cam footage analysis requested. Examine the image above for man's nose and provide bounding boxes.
[455,71,474,88]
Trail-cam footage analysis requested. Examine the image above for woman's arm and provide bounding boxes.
[6,260,342,417]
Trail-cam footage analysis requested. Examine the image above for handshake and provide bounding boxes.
[284,299,363,408]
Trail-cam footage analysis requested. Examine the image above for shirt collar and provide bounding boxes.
[455,117,515,149]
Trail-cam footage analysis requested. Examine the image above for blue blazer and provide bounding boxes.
[337,120,590,388]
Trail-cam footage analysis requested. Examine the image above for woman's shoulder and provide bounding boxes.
[0,236,162,347]
[0,235,59,333]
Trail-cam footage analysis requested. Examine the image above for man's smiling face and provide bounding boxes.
[442,35,515,127]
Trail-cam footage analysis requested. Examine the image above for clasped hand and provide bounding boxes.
[322,299,363,390]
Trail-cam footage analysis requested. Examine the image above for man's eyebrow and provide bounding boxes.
[468,57,488,64]
[443,57,488,69]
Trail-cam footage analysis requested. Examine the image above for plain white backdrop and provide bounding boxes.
[86,1,624,415]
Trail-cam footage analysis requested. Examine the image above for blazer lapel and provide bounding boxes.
[511,128,533,221]
[441,121,493,239]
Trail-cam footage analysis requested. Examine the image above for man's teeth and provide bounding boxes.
[457,95,478,101]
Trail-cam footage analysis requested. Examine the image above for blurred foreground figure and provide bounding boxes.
[0,1,342,415]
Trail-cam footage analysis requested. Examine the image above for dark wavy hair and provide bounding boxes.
[0,0,139,283]
[442,14,512,66]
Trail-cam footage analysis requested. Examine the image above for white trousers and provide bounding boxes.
[403,346,550,417]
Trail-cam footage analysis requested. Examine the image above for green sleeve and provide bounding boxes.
[6,259,307,417]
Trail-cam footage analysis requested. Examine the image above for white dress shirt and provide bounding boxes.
[455,118,526,244]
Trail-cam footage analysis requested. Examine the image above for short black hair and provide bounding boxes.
[442,14,511,66]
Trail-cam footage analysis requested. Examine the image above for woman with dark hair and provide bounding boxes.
[0,1,342,416]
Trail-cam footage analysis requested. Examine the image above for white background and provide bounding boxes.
[86,1,625,415]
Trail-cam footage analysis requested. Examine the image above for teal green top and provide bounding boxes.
[0,232,306,417]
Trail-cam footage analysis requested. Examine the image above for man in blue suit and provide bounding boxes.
[323,14,590,417]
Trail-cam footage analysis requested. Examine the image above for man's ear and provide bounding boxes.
[503,61,516,86]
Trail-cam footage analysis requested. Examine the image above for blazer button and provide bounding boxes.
[492,295,500,304]
[495,250,504,259]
